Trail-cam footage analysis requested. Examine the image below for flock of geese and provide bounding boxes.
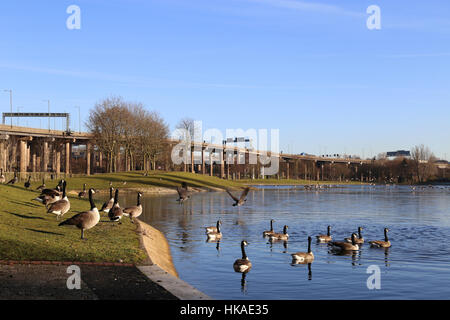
[205,219,391,275]
[1,176,144,240]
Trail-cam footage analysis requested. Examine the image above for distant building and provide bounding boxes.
[386,150,411,159]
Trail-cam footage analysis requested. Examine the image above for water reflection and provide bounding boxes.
[115,184,450,300]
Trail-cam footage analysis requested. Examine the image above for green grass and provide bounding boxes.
[0,184,147,263]
[49,171,245,192]
[0,171,361,262]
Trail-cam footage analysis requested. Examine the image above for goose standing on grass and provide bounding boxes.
[6,171,18,185]
[47,180,70,220]
[291,236,314,264]
[269,225,289,241]
[233,240,252,273]
[0,168,5,184]
[226,187,250,207]
[329,233,359,252]
[205,220,222,234]
[262,219,276,237]
[58,188,99,240]
[78,183,87,198]
[36,178,46,191]
[369,228,391,248]
[345,227,364,244]
[206,221,222,240]
[316,225,332,243]
[123,192,143,223]
[100,187,115,213]
[24,176,31,189]
[108,188,123,224]
[176,182,190,204]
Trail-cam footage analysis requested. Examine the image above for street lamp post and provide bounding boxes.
[2,89,12,127]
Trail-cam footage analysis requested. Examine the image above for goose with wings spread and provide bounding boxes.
[176,182,190,204]
[226,187,250,207]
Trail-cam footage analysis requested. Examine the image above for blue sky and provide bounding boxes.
[0,0,449,159]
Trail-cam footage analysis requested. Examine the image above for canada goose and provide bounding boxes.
[206,221,222,240]
[262,219,276,237]
[108,188,123,223]
[6,171,18,185]
[329,233,359,251]
[123,192,143,223]
[369,228,391,248]
[0,168,5,184]
[176,182,190,203]
[226,187,250,206]
[205,220,221,234]
[233,240,252,273]
[36,178,46,191]
[78,183,87,198]
[58,188,99,240]
[270,225,289,241]
[316,225,332,243]
[47,180,70,220]
[345,227,364,244]
[24,176,31,189]
[100,187,115,213]
[33,183,62,207]
[40,181,63,197]
[291,236,314,263]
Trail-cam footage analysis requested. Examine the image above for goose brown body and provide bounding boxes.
[58,188,99,240]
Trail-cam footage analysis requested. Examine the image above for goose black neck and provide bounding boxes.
[137,193,141,206]
[384,229,389,242]
[283,226,288,234]
[358,228,362,239]
[270,220,274,231]
[114,189,119,204]
[89,190,96,210]
[307,237,312,253]
[327,226,331,236]
[351,234,356,245]
[241,242,247,259]
[62,181,66,198]
[109,187,113,198]
[216,220,220,228]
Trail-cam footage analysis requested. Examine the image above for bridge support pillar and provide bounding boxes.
[32,152,36,172]
[19,140,27,175]
[0,141,6,172]
[65,141,70,175]
[191,146,195,173]
[209,149,213,176]
[201,147,205,174]
[286,162,290,179]
[220,149,225,179]
[42,142,48,172]
[86,143,91,175]
[56,146,61,175]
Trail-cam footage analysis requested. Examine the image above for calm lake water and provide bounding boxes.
[118,185,450,300]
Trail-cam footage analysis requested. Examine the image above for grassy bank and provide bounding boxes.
[0,184,148,263]
[0,171,361,263]
[0,171,244,263]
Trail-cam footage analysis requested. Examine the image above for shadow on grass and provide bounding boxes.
[24,228,64,236]
[9,200,42,208]
[5,212,45,220]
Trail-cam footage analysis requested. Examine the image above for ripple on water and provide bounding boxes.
[114,185,450,299]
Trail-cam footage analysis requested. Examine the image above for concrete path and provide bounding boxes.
[0,263,177,300]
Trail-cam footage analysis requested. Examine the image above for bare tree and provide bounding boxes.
[411,144,437,183]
